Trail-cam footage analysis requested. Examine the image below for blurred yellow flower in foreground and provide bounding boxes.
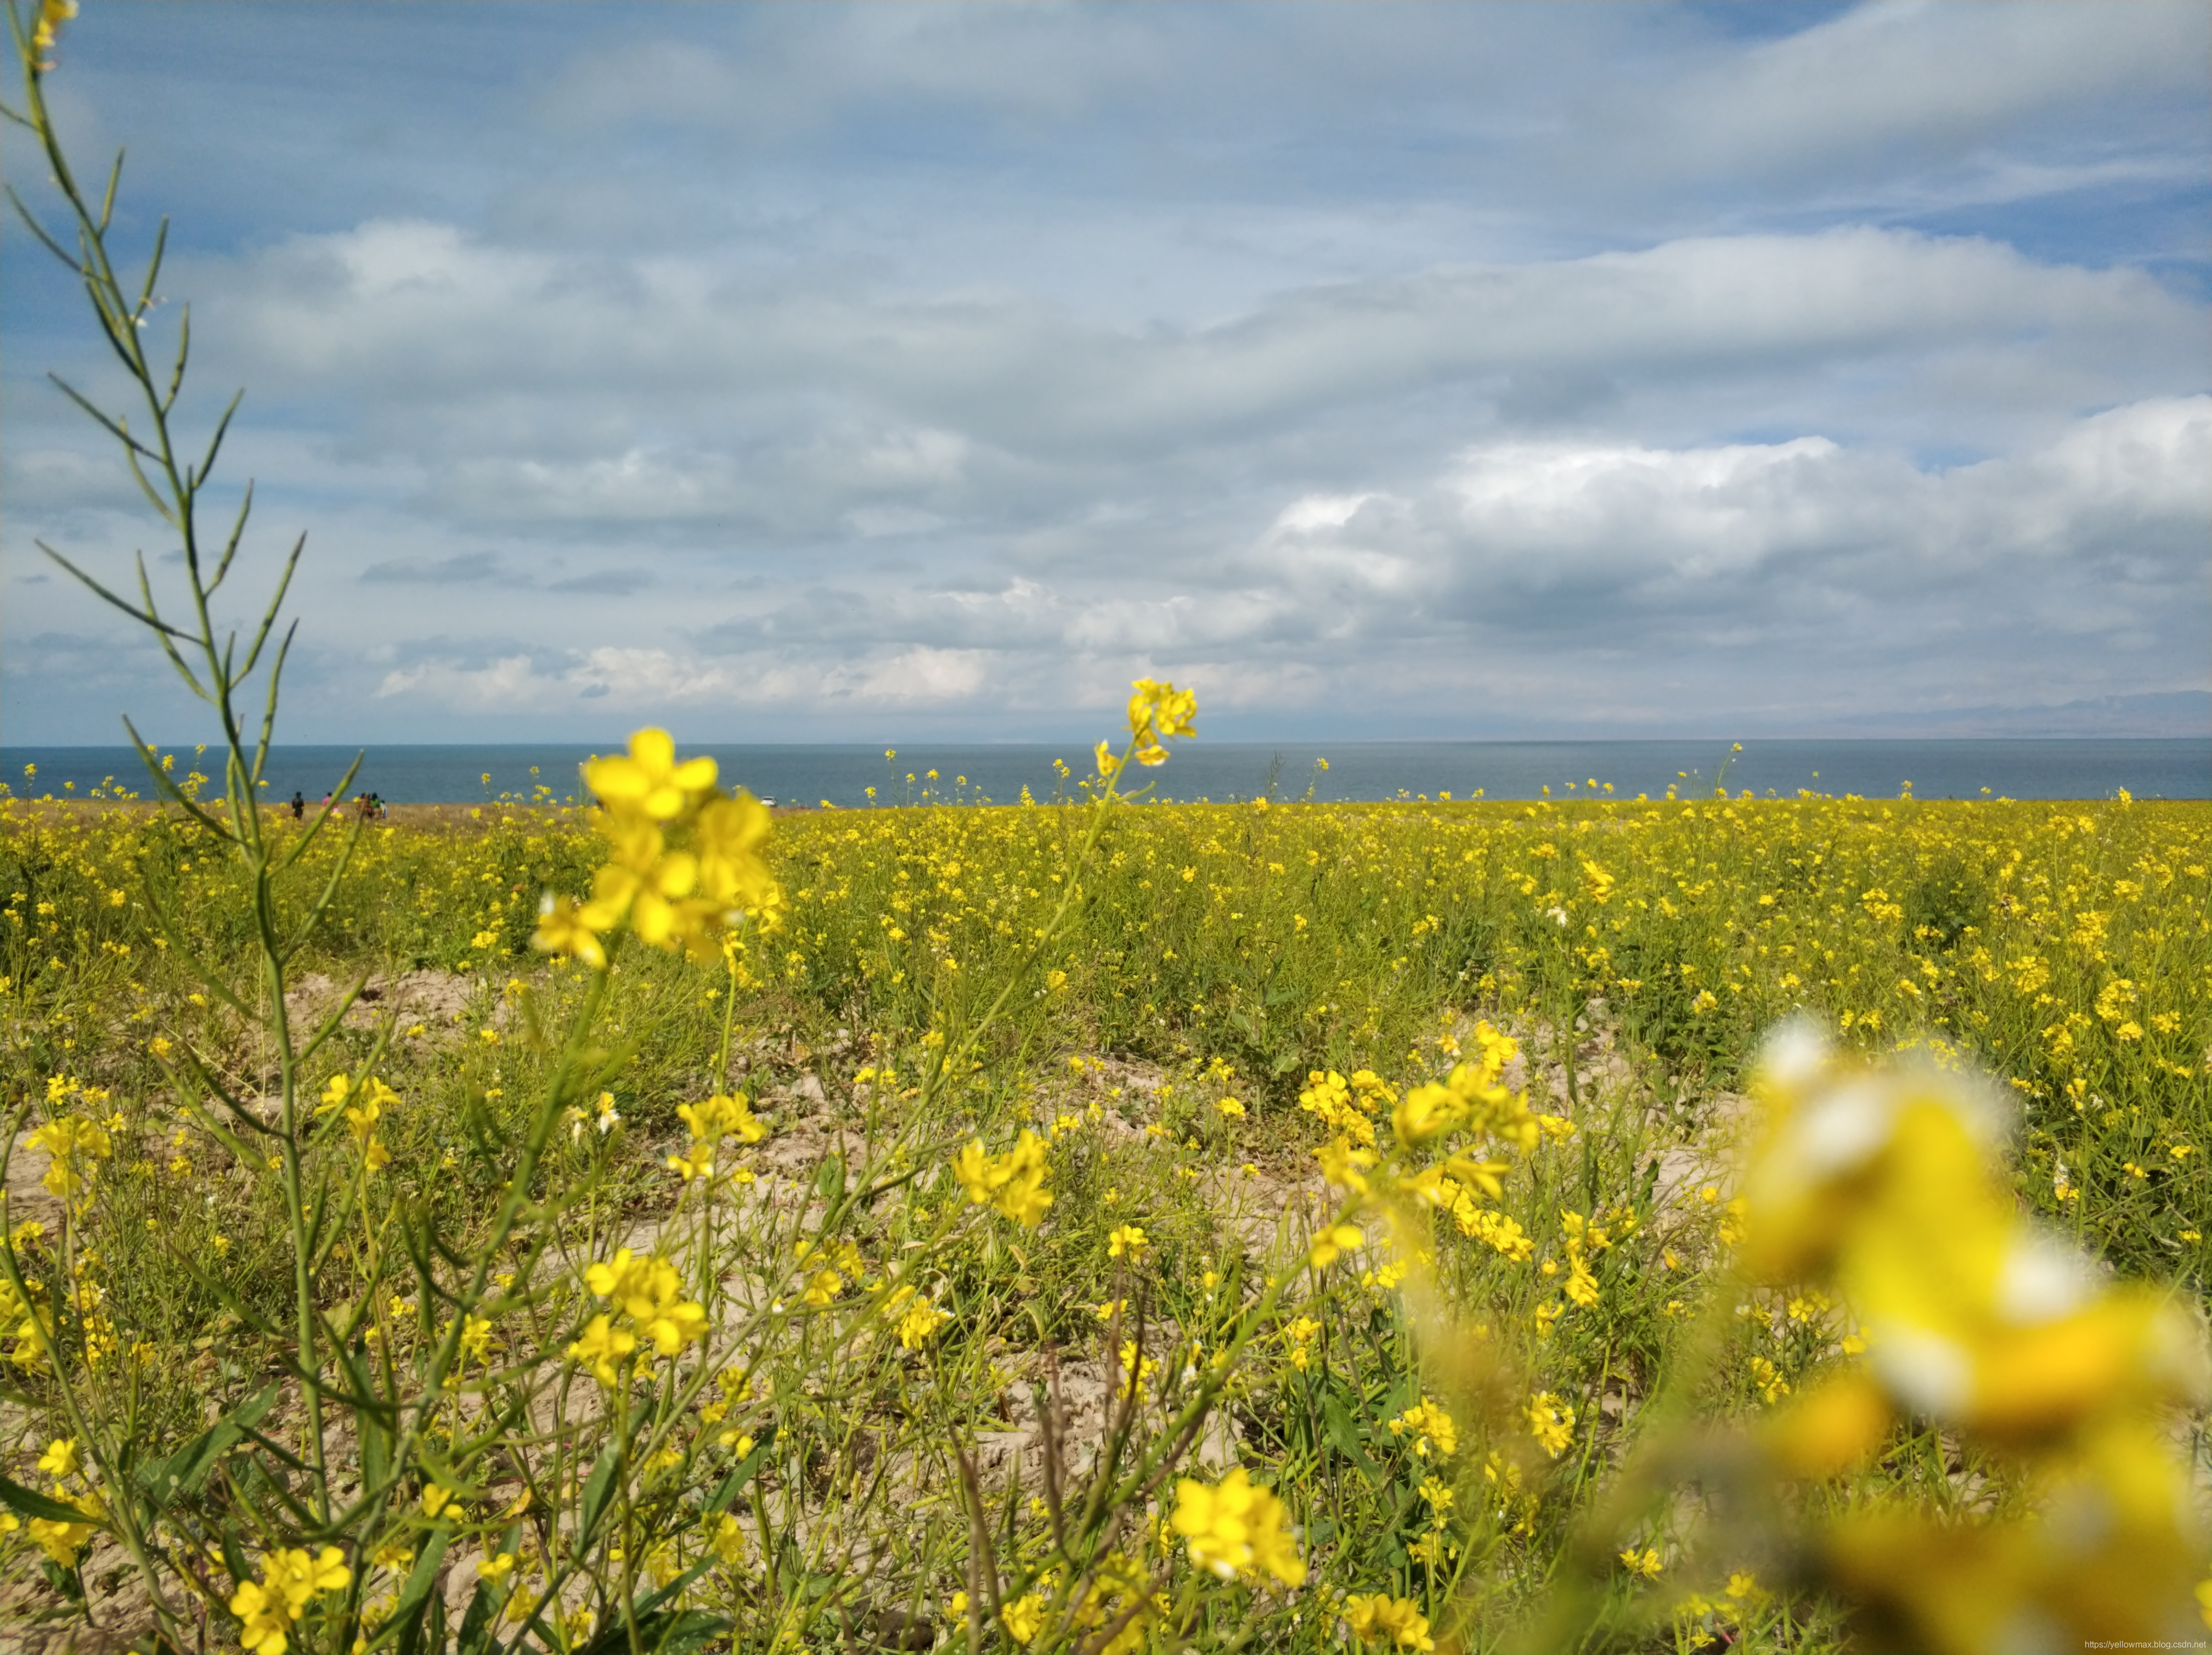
[1740,1023,2210,1648]
[1171,1468,1305,1587]
[1742,1024,2204,1440]
[30,0,76,70]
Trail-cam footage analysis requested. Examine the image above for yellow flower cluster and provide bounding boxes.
[1341,1592,1436,1650]
[1298,1068,1391,1147]
[566,1248,708,1384]
[533,728,778,968]
[229,1546,351,1655]
[1067,1550,1154,1654]
[1392,1040,1537,1157]
[25,1114,111,1203]
[1125,677,1199,768]
[1526,1391,1576,1458]
[1555,1209,1616,1310]
[22,1436,99,1566]
[29,0,76,70]
[892,1292,949,1350]
[320,1074,397,1172]
[1170,1468,1306,1588]
[667,1091,767,1181]
[1387,1397,1458,1459]
[1,1233,55,1368]
[1447,1198,1533,1261]
[951,1130,1053,1226]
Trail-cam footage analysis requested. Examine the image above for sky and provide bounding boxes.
[2,1,2207,746]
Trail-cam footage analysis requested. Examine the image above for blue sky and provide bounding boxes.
[3,1,2206,744]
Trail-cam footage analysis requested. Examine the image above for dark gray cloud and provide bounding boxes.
[359,551,506,584]
[545,568,656,595]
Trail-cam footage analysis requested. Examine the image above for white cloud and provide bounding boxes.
[2,4,2201,743]
[149,218,2195,560]
[1640,4,2207,184]
[1286,397,2212,663]
[1273,493,1377,534]
[844,646,990,703]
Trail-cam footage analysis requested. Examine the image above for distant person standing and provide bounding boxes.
[290,790,305,820]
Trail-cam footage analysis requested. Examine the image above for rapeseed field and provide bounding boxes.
[4,729,2207,1651]
[3,3,2206,1646]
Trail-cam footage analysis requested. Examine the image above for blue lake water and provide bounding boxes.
[2,739,2203,806]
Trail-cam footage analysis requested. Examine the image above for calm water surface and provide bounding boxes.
[2,739,2203,806]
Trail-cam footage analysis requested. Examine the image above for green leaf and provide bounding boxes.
[657,1610,737,1653]
[136,1381,281,1511]
[577,1609,731,1655]
[452,1519,522,1653]
[1321,1391,1380,1484]
[578,1441,623,1545]
[389,1525,452,1655]
[0,1469,93,1524]
[454,1575,499,1655]
[337,1345,392,1495]
[219,1525,251,1602]
[703,1426,774,1514]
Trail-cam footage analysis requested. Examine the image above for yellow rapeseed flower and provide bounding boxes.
[951,1132,1053,1226]
[1310,1223,1365,1269]
[1388,1398,1458,1459]
[1126,678,1199,766]
[1527,1392,1575,1458]
[36,1437,79,1479]
[585,728,716,821]
[566,1314,639,1386]
[30,0,76,69]
[27,1508,93,1568]
[1341,1592,1436,1650]
[1170,1468,1305,1587]
[229,1546,351,1654]
[895,1296,949,1350]
[1000,1594,1046,1645]
[1619,1547,1662,1579]
[25,1116,111,1202]
[229,1580,293,1655]
[532,893,606,968]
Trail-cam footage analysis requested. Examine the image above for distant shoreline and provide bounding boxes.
[2,736,2204,806]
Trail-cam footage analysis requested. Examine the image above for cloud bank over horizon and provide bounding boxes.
[3,2,2206,744]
